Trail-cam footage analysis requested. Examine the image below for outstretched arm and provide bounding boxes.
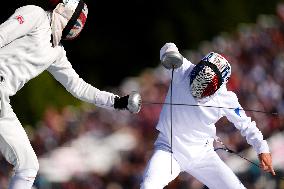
[222,91,275,175]
[47,49,116,109]
[47,48,141,113]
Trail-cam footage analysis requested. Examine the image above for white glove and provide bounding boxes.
[160,43,183,69]
[160,43,179,60]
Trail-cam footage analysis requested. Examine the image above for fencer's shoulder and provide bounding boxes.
[219,87,239,105]
[16,5,45,12]
[15,5,46,16]
[57,45,67,54]
[226,91,238,101]
[216,85,233,98]
[53,45,67,57]
[52,45,70,63]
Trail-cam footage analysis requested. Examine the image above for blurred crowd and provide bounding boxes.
[1,3,284,189]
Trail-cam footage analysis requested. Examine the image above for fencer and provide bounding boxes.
[0,0,141,188]
[140,43,275,189]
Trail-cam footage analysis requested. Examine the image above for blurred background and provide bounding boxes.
[0,0,284,188]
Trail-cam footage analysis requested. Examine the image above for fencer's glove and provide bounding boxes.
[114,95,129,110]
[160,43,183,69]
[114,91,142,114]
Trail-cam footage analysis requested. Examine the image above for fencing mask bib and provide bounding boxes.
[51,0,88,46]
[189,52,231,99]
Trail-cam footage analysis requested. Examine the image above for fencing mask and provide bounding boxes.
[51,0,88,46]
[189,52,231,99]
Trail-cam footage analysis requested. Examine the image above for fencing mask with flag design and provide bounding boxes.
[61,0,88,40]
[51,0,88,46]
[189,52,231,99]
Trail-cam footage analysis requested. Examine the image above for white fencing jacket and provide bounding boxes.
[157,57,269,157]
[0,5,115,113]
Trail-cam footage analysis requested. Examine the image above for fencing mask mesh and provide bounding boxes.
[62,0,88,40]
[190,52,231,99]
[51,0,88,46]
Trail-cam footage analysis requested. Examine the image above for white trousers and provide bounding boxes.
[0,99,39,189]
[141,140,246,189]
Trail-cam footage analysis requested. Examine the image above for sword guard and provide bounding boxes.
[161,51,183,69]
[127,91,142,114]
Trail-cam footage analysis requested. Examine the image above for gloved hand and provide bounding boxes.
[160,43,183,69]
[114,91,142,114]
[114,95,129,110]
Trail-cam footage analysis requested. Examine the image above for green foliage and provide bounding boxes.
[10,72,81,125]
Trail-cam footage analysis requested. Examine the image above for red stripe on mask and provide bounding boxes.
[201,75,220,98]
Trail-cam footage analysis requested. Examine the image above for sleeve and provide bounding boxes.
[221,91,269,154]
[0,5,44,48]
[47,48,116,110]
[167,57,195,84]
